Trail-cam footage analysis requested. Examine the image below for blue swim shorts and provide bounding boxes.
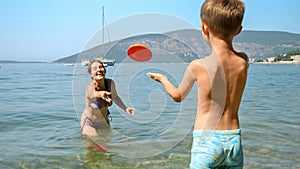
[190,129,243,169]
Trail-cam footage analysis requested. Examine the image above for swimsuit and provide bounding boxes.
[81,115,109,131]
[190,129,243,169]
[81,79,112,131]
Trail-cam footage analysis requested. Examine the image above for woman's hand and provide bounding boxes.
[94,91,112,103]
[126,107,135,116]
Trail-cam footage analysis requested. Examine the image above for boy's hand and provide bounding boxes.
[147,72,167,83]
[126,107,135,116]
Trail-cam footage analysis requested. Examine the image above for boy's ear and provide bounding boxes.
[201,22,209,35]
[235,25,242,36]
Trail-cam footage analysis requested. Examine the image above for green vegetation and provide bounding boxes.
[285,49,300,56]
[274,49,300,62]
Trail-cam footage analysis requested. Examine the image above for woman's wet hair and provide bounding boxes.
[87,60,106,75]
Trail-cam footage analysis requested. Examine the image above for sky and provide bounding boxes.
[0,0,299,62]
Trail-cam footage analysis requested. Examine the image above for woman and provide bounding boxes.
[81,60,135,136]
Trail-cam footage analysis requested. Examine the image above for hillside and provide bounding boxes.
[53,29,300,63]
[234,31,300,59]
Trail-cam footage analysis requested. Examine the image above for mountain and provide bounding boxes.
[53,29,300,63]
[234,30,300,59]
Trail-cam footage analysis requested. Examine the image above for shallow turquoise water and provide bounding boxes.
[0,63,299,168]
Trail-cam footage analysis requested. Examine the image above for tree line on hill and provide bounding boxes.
[274,49,300,62]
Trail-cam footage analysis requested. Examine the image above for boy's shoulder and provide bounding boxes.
[237,52,249,63]
[188,58,208,74]
[190,58,204,67]
[190,55,218,66]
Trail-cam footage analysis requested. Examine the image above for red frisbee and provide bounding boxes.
[127,44,152,62]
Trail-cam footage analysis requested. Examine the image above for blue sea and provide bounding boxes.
[0,63,299,169]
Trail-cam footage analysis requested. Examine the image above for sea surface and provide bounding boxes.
[0,63,299,169]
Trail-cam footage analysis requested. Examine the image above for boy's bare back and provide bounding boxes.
[189,51,248,130]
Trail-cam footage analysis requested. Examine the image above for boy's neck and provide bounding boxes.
[209,33,235,54]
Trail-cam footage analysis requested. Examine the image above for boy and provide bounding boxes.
[147,0,248,168]
[81,60,135,137]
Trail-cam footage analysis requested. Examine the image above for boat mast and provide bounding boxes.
[102,6,104,45]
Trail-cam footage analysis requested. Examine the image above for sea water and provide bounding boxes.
[0,63,299,169]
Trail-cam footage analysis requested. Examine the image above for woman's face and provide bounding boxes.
[89,61,106,80]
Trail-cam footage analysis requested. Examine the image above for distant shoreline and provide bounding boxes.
[1,59,300,65]
[0,60,49,64]
[1,61,299,65]
[3,60,298,65]
[252,61,300,64]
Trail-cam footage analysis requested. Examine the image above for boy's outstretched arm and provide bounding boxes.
[147,65,195,102]
[147,73,181,102]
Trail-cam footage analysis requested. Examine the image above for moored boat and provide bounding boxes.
[81,58,115,67]
[81,59,89,66]
[96,57,115,66]
[64,63,74,66]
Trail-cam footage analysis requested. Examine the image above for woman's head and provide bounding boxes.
[88,60,106,80]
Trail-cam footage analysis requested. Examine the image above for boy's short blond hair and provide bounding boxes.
[201,0,245,38]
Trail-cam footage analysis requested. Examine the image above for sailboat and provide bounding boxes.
[81,59,89,66]
[81,6,116,67]
[64,63,74,66]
